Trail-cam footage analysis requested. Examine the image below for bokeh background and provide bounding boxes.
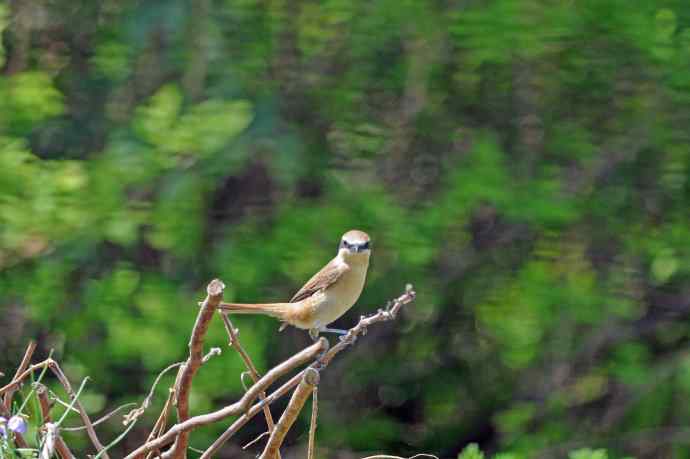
[1,1,690,458]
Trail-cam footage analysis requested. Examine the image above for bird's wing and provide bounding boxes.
[289,259,349,303]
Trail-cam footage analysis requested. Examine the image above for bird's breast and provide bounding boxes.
[313,263,368,326]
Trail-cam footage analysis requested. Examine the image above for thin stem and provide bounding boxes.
[259,368,320,459]
[220,312,278,450]
[307,387,318,459]
[3,341,37,412]
[36,384,75,459]
[16,350,54,415]
[56,377,89,426]
[199,371,306,459]
[50,363,109,458]
[124,339,328,459]
[164,279,225,459]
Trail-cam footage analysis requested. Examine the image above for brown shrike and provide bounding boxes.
[219,230,371,338]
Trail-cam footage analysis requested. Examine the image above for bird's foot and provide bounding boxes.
[320,327,348,335]
[338,333,353,343]
[309,328,320,341]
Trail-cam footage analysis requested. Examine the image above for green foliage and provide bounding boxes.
[1,1,689,458]
[569,449,609,459]
[134,84,253,165]
[458,444,485,459]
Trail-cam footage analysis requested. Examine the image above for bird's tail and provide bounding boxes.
[218,302,291,320]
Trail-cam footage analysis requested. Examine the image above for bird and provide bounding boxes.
[219,230,371,338]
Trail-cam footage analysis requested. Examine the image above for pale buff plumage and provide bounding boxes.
[219,230,371,334]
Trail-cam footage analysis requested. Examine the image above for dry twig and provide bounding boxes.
[164,278,225,459]
[0,356,109,458]
[123,362,184,426]
[220,311,278,452]
[37,384,75,459]
[0,358,55,397]
[259,368,320,459]
[124,338,328,459]
[307,387,318,459]
[320,285,416,367]
[144,389,175,459]
[3,280,417,459]
[3,340,36,411]
[62,402,137,432]
[51,363,109,458]
[199,371,308,459]
[203,286,416,457]
[1,342,39,450]
[243,431,270,450]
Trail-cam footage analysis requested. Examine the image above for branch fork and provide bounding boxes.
[2,280,416,459]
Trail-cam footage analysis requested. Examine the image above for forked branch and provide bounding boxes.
[203,285,417,457]
[2,280,417,459]
[164,278,225,459]
[124,338,329,459]
[259,368,320,459]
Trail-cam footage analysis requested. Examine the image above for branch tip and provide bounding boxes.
[207,279,225,296]
[304,368,320,386]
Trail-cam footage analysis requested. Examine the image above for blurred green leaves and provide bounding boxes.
[0,72,64,133]
[134,84,253,164]
[1,1,690,458]
[458,444,485,459]
[0,4,7,68]
[569,449,610,459]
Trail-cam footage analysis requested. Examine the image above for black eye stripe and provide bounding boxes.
[339,240,370,250]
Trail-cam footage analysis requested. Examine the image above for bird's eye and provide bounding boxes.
[360,241,370,250]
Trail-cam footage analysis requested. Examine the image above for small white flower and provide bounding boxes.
[8,415,27,434]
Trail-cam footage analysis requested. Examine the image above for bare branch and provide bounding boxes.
[50,362,110,459]
[124,362,184,426]
[0,357,53,396]
[307,387,318,459]
[242,431,270,450]
[3,340,36,411]
[124,338,328,459]
[259,368,320,459]
[0,356,108,455]
[37,384,75,459]
[220,312,278,450]
[144,389,175,459]
[164,278,225,459]
[202,285,416,457]
[199,371,307,459]
[320,286,416,367]
[46,391,80,416]
[4,282,416,459]
[134,351,216,458]
[0,346,44,450]
[62,402,137,432]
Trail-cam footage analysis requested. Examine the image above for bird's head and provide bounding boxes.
[338,230,371,262]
